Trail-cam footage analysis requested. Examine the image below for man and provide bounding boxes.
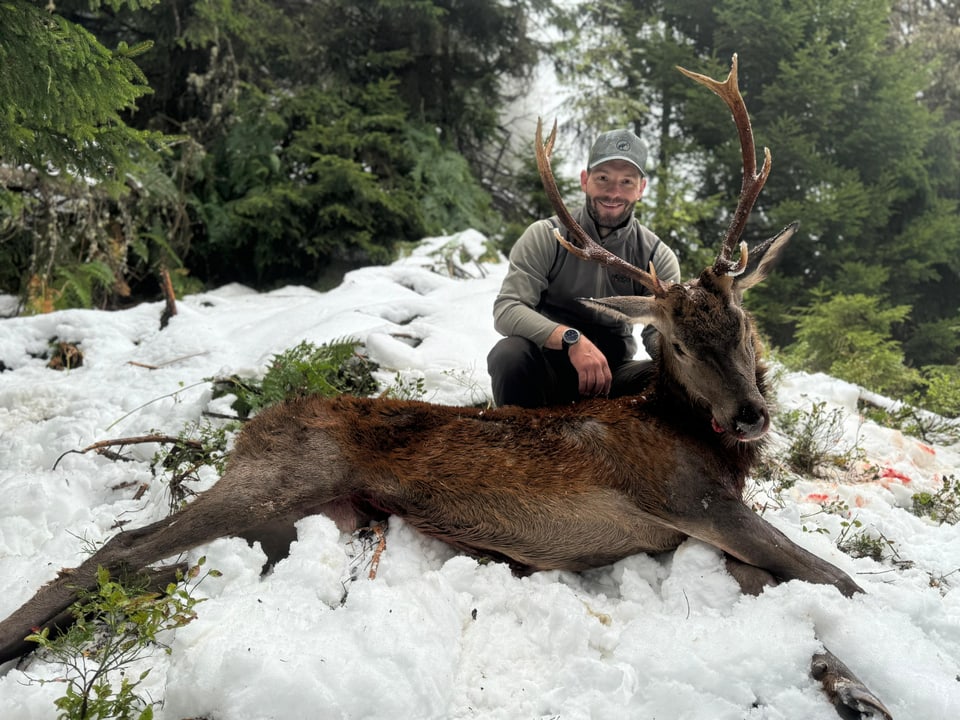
[487,128,681,408]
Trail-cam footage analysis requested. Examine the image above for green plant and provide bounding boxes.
[911,475,960,525]
[380,372,427,401]
[782,292,921,397]
[800,499,900,563]
[211,339,380,419]
[917,366,960,418]
[800,497,850,537]
[835,518,898,563]
[151,421,235,513]
[25,559,217,720]
[859,397,960,446]
[776,401,862,476]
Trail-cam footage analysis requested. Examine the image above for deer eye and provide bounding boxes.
[672,343,687,357]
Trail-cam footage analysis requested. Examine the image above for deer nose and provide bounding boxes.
[734,404,769,439]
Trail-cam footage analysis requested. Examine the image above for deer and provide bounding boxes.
[0,55,891,719]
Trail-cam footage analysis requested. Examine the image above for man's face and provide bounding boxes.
[580,159,646,232]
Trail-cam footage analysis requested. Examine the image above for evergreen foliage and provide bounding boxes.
[211,340,380,420]
[0,0,163,187]
[191,82,428,286]
[783,291,921,396]
[917,366,960,419]
[2,0,544,298]
[1,1,191,312]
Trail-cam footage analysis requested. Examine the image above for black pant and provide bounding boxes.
[486,336,652,408]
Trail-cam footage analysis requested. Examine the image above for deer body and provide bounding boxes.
[238,393,733,571]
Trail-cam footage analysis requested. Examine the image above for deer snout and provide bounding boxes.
[712,401,770,441]
[732,402,769,440]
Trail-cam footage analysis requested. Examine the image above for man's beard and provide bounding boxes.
[586,196,637,231]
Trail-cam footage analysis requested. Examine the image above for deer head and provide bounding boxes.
[536,54,796,442]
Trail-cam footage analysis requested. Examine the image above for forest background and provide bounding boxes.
[2,0,960,415]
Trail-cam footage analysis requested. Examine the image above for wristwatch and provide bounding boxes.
[561,327,581,351]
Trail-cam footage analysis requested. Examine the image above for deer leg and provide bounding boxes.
[0,460,357,666]
[723,554,776,596]
[675,496,863,597]
[0,499,226,664]
[722,553,891,719]
[812,649,893,720]
[240,519,301,574]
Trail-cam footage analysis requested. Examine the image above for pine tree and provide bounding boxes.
[0,0,163,188]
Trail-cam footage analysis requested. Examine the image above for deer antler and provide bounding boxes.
[535,118,667,298]
[677,53,771,277]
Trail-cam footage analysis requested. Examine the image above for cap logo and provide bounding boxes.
[616,140,631,152]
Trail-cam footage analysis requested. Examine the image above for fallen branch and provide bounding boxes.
[53,435,204,470]
[127,351,211,371]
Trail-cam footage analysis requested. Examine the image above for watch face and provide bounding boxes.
[563,328,580,345]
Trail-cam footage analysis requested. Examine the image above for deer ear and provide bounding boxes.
[735,222,797,292]
[580,296,659,325]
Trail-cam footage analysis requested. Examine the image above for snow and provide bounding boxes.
[1,230,959,719]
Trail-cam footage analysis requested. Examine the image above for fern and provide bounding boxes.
[53,260,118,310]
[211,339,380,419]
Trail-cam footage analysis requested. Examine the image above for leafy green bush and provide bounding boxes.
[911,475,960,525]
[799,498,900,564]
[857,366,960,444]
[211,339,380,419]
[835,517,898,563]
[379,372,427,401]
[776,401,861,476]
[26,560,217,720]
[918,366,960,418]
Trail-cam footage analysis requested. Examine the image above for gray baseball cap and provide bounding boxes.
[587,129,647,175]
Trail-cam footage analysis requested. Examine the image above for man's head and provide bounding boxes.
[581,129,648,234]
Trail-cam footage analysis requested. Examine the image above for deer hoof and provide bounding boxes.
[811,651,893,720]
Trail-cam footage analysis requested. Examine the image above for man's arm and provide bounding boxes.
[492,220,561,346]
[493,219,612,396]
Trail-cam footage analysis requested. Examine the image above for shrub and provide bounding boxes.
[26,560,216,720]
[911,475,960,525]
[775,401,861,476]
[211,339,380,419]
[782,291,921,397]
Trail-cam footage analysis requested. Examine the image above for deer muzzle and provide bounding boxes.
[712,402,769,441]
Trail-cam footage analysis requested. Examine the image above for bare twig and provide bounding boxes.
[368,524,387,580]
[53,435,204,470]
[127,351,210,371]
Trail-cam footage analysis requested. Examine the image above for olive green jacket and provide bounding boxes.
[493,205,681,360]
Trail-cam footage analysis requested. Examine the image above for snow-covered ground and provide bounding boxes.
[0,231,958,719]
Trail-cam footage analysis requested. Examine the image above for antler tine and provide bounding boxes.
[677,54,772,275]
[535,118,666,297]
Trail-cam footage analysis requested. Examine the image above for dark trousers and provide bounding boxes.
[486,336,652,408]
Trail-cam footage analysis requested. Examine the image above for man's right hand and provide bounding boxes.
[568,337,612,397]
